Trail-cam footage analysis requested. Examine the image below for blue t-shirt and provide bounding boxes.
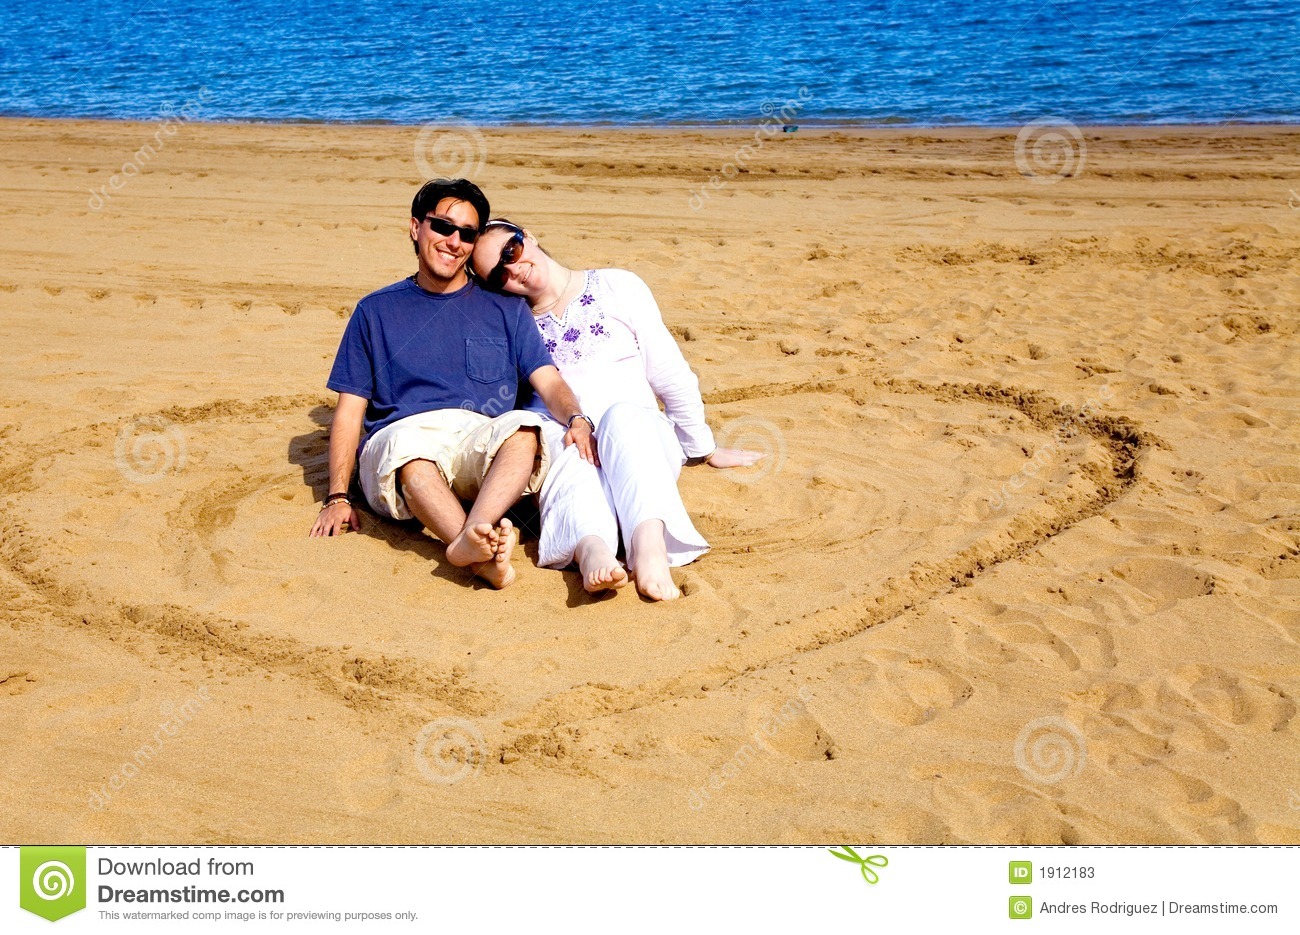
[326,276,554,443]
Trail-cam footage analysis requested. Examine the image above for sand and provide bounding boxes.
[0,119,1297,844]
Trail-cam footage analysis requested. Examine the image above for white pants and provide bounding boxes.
[536,402,710,570]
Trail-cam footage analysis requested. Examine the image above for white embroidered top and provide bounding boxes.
[528,268,715,458]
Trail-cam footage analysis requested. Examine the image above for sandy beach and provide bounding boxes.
[0,118,1297,844]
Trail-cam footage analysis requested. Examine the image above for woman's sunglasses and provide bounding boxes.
[485,229,525,290]
[421,214,480,243]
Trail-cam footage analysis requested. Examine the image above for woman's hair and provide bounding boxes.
[487,218,555,259]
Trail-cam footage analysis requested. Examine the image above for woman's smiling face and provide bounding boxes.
[471,226,542,295]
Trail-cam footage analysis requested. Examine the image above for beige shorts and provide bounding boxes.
[358,408,549,520]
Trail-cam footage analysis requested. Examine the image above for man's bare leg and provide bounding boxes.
[398,430,537,588]
[464,428,540,587]
[397,458,492,566]
[574,535,629,594]
[629,519,680,601]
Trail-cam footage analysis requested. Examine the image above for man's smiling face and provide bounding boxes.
[410,196,479,288]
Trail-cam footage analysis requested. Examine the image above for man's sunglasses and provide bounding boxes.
[484,228,525,290]
[421,214,480,243]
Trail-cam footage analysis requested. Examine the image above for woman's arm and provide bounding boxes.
[606,270,717,458]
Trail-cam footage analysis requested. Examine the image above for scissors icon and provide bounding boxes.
[829,846,888,884]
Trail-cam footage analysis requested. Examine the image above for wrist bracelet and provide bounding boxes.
[567,413,596,434]
[322,493,351,509]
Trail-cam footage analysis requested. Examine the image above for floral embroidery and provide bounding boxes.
[535,270,618,369]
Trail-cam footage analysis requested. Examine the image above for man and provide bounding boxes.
[309,178,595,589]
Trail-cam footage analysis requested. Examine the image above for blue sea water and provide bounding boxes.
[0,0,1296,126]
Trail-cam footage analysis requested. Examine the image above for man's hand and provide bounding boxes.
[308,392,368,538]
[564,417,598,466]
[705,447,764,469]
[528,366,599,464]
[310,500,362,537]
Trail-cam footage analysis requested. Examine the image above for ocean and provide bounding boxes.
[1,0,1297,126]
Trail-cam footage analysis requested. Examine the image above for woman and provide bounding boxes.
[469,219,760,601]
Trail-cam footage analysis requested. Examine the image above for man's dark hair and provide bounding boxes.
[410,178,490,255]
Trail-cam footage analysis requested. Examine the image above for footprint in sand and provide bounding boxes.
[333,743,402,815]
[1085,678,1229,762]
[927,778,1084,844]
[1131,765,1252,843]
[1168,664,1297,733]
[962,603,1116,674]
[854,649,973,727]
[1107,556,1216,613]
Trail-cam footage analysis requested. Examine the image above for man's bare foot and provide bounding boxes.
[629,520,680,601]
[445,522,496,568]
[493,518,515,564]
[574,535,628,594]
[469,519,519,589]
[471,556,516,589]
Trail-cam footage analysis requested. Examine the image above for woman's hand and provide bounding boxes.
[310,500,362,537]
[705,448,764,469]
[563,419,599,466]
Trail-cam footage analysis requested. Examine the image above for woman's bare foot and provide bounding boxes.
[471,520,518,589]
[574,535,628,594]
[629,520,680,601]
[445,522,497,567]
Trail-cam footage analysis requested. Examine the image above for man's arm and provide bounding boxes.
[309,391,368,537]
[527,365,597,465]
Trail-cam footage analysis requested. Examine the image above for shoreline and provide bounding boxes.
[3,114,1300,136]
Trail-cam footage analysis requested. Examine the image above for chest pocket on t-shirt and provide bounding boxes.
[465,337,510,384]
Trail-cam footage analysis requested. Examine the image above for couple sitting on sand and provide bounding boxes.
[309,178,759,600]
